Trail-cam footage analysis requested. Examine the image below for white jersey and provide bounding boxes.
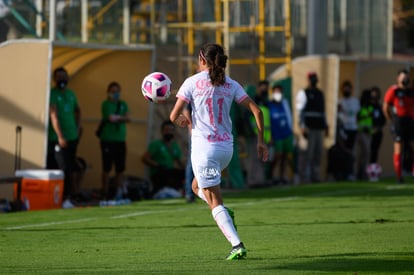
[177,70,248,151]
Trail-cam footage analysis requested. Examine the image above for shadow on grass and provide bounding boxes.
[259,253,414,273]
[223,182,414,199]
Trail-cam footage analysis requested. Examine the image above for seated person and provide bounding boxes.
[142,120,185,195]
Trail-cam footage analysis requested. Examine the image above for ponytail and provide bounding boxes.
[200,43,227,86]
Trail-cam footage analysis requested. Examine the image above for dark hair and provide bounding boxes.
[371,86,381,97]
[53,67,68,78]
[258,80,269,87]
[342,80,352,89]
[360,89,372,107]
[107,81,121,92]
[199,43,227,86]
[398,68,409,75]
[272,84,283,90]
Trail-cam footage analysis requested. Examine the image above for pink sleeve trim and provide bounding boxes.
[236,94,248,103]
[177,94,190,103]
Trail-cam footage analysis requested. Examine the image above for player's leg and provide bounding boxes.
[192,177,236,228]
[393,117,406,182]
[114,142,126,200]
[191,176,206,203]
[201,185,245,259]
[393,141,403,182]
[198,149,245,259]
[100,141,113,199]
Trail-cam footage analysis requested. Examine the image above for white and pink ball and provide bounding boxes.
[141,72,172,103]
[366,163,382,182]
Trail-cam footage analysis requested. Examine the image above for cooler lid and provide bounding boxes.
[15,169,64,180]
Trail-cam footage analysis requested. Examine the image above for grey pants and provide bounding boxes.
[300,129,324,183]
[356,131,371,179]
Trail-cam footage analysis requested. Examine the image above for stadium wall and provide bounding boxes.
[0,39,155,190]
[269,55,412,179]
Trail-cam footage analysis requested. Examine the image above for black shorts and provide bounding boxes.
[100,141,126,173]
[392,116,414,142]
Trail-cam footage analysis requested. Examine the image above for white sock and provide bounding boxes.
[212,205,240,247]
[197,189,208,203]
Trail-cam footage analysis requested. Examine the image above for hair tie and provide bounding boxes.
[199,50,206,61]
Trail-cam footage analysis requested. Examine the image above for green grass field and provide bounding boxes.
[1,181,414,274]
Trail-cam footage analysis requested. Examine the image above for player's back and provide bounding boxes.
[181,71,247,150]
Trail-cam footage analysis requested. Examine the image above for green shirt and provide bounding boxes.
[48,87,79,142]
[358,105,374,133]
[100,100,129,142]
[147,139,182,176]
[250,105,272,144]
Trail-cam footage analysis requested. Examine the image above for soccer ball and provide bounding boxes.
[366,163,382,182]
[141,72,172,103]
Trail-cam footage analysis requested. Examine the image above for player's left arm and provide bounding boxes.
[170,98,190,127]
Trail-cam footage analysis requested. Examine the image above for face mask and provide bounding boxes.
[110,91,121,100]
[309,76,318,87]
[163,134,174,142]
[260,91,268,100]
[402,77,410,87]
[57,80,68,89]
[272,93,282,102]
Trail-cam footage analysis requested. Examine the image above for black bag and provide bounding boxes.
[95,101,121,138]
[95,119,106,138]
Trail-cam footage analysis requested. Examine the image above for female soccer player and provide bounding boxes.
[170,43,268,260]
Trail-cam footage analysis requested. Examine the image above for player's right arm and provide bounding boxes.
[170,98,190,128]
[50,104,67,147]
[240,97,268,162]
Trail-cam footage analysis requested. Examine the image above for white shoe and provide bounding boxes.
[62,199,75,209]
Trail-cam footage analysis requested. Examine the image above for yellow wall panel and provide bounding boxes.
[0,40,154,191]
[0,40,51,176]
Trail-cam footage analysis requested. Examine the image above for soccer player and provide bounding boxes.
[383,69,414,183]
[170,43,268,260]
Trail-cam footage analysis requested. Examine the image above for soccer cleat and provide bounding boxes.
[225,206,237,230]
[226,242,247,260]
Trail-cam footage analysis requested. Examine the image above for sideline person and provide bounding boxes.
[98,82,130,200]
[141,120,185,195]
[47,67,81,209]
[295,72,328,183]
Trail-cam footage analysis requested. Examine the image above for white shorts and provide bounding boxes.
[191,148,233,188]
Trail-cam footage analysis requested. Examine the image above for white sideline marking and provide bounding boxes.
[2,197,298,230]
[385,185,408,190]
[110,197,299,219]
[4,218,95,230]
